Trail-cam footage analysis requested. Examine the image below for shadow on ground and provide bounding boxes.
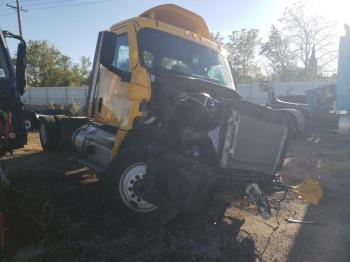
[1,151,259,262]
[285,132,350,262]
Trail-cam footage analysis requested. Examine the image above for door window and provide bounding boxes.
[0,44,10,80]
[112,34,130,72]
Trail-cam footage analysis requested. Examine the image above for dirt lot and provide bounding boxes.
[1,131,350,261]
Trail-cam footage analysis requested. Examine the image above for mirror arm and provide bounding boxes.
[2,30,26,45]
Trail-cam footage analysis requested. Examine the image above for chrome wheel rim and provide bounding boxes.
[119,162,158,213]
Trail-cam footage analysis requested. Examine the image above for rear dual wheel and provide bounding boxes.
[39,117,60,152]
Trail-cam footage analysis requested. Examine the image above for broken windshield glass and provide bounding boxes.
[138,28,234,89]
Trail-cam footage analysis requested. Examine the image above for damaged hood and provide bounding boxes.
[150,71,290,177]
[151,70,241,100]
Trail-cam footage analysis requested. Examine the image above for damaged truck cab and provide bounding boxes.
[39,5,291,228]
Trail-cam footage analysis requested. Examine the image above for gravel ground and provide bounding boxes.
[1,131,350,262]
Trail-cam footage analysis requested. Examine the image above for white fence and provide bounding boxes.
[21,81,335,107]
[21,86,89,106]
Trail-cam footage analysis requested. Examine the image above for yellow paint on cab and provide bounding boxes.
[88,4,224,159]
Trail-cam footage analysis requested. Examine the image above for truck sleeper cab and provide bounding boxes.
[39,5,291,228]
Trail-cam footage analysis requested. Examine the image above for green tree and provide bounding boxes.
[260,25,299,81]
[70,56,92,86]
[225,29,261,82]
[26,40,91,87]
[280,2,337,78]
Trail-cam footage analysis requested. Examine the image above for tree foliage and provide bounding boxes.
[208,2,338,83]
[260,25,298,81]
[225,29,261,82]
[280,2,337,77]
[26,40,91,87]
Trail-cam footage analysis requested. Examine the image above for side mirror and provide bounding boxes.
[99,31,131,82]
[16,41,26,95]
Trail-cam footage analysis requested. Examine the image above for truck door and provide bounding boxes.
[91,27,133,128]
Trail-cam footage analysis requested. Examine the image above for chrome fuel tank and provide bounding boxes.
[72,124,115,168]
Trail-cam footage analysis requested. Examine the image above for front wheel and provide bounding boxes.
[105,146,178,229]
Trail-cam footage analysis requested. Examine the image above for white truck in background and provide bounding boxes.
[21,86,88,130]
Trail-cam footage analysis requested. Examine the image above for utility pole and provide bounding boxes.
[15,0,22,37]
[6,0,27,38]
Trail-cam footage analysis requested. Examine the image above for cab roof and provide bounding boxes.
[139,4,210,39]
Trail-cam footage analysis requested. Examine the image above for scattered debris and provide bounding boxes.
[285,218,326,225]
[287,175,323,205]
[285,218,315,224]
[246,183,271,219]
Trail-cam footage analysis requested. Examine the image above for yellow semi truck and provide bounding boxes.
[38,5,292,228]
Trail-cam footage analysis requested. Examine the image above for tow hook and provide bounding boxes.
[246,183,271,219]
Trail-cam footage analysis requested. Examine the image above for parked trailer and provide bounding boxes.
[336,25,350,134]
[21,87,88,130]
[21,86,88,106]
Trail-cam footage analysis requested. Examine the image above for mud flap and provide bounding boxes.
[141,157,202,209]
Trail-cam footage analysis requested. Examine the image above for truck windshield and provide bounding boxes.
[138,28,235,89]
[0,41,10,80]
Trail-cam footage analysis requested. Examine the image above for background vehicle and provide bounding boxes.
[259,25,350,135]
[0,29,27,185]
[38,4,295,228]
[336,25,350,134]
[258,81,309,134]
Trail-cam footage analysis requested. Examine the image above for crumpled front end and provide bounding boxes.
[217,100,289,176]
[135,73,291,213]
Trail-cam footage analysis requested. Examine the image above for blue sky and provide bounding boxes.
[1,0,349,62]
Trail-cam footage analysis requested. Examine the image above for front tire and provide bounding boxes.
[105,146,178,229]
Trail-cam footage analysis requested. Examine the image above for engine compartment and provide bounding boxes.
[68,70,291,218]
[140,72,290,177]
